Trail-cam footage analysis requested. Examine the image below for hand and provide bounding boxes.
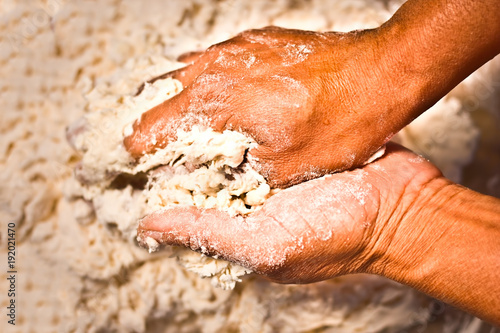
[124,26,406,188]
[136,143,444,283]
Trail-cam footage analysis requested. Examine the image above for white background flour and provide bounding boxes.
[1,0,500,332]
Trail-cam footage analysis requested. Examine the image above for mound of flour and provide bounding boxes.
[69,72,275,289]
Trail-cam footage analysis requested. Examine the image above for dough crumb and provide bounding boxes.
[144,236,160,253]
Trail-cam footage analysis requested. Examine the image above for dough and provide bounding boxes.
[70,75,275,289]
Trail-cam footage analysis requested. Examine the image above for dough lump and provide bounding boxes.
[71,75,272,289]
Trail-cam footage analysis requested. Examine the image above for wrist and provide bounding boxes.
[365,22,431,131]
[368,176,500,325]
[315,28,421,164]
[368,177,455,280]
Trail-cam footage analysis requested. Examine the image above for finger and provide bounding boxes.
[136,207,263,269]
[124,89,192,157]
[177,51,204,64]
[125,80,235,158]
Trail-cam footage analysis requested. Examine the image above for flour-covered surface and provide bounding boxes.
[1,0,500,332]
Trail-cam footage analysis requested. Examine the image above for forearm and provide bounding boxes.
[377,0,500,132]
[378,178,500,326]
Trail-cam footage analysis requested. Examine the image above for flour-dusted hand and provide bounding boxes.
[136,144,442,283]
[124,26,406,188]
[137,142,500,326]
[124,0,500,188]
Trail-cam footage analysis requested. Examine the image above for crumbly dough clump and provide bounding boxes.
[71,76,273,289]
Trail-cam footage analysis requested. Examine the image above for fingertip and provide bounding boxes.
[123,120,155,159]
[136,229,166,252]
[123,127,141,158]
[150,64,199,88]
[136,207,255,260]
[134,64,196,96]
[122,95,185,158]
[139,207,193,230]
[137,207,199,249]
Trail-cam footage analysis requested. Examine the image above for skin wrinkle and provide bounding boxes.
[363,172,405,262]
[310,205,336,242]
[289,204,317,237]
[175,212,219,258]
[268,212,297,241]
[239,218,288,270]
[307,178,353,240]
[369,175,436,273]
[333,186,360,225]
[188,74,233,112]
[343,172,369,205]
[294,182,339,239]
[375,182,438,276]
[360,185,376,224]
